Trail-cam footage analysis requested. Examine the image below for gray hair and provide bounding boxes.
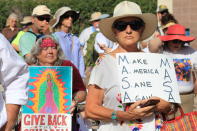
[6,13,18,26]
[26,35,65,66]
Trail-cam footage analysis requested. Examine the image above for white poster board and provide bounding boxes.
[117,53,181,103]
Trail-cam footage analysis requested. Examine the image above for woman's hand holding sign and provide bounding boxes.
[123,99,157,121]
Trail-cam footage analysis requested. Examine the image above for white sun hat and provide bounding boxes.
[99,1,157,42]
[52,6,79,28]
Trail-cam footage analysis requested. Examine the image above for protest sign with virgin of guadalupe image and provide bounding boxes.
[22,66,72,131]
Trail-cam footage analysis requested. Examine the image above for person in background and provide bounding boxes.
[160,13,177,27]
[85,1,173,131]
[2,13,20,42]
[156,5,169,36]
[52,7,85,78]
[19,5,51,60]
[0,33,29,131]
[149,24,197,114]
[160,13,178,33]
[135,5,172,53]
[88,13,118,56]
[81,13,110,86]
[94,31,118,56]
[148,12,178,53]
[79,12,109,56]
[27,35,86,131]
[157,5,169,22]
[11,16,32,55]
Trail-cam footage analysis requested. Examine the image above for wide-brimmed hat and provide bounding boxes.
[89,12,109,22]
[52,7,79,28]
[157,5,168,13]
[99,1,157,42]
[32,5,51,16]
[20,16,32,25]
[160,24,195,42]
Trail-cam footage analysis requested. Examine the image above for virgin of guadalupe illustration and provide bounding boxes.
[39,73,59,113]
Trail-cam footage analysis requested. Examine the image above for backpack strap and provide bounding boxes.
[27,31,44,40]
[27,31,37,37]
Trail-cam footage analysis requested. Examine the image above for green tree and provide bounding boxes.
[0,0,157,34]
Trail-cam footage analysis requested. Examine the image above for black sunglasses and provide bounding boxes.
[160,10,168,15]
[62,13,74,19]
[113,19,145,31]
[36,15,51,22]
[62,14,78,22]
[171,40,185,44]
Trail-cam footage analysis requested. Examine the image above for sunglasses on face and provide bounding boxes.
[171,40,185,44]
[160,10,168,15]
[113,19,145,31]
[62,13,75,20]
[36,15,51,22]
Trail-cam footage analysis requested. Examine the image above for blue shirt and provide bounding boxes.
[53,31,85,78]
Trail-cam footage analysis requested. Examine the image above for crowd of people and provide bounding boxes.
[0,1,197,131]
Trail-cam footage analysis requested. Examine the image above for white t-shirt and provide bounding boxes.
[89,55,160,131]
[163,46,197,93]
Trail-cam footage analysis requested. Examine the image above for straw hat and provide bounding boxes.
[52,7,79,28]
[160,24,195,42]
[89,12,101,22]
[99,1,157,42]
[89,12,109,22]
[32,5,51,16]
[20,16,32,25]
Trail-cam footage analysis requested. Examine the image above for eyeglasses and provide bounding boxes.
[113,19,145,31]
[171,40,185,44]
[36,15,51,22]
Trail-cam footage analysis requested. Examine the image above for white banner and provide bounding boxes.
[117,53,181,103]
[22,113,71,131]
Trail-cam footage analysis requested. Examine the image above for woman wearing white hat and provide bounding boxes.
[85,1,172,131]
[52,7,85,79]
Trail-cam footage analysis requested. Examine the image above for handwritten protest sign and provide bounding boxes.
[117,53,181,103]
[22,66,72,131]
